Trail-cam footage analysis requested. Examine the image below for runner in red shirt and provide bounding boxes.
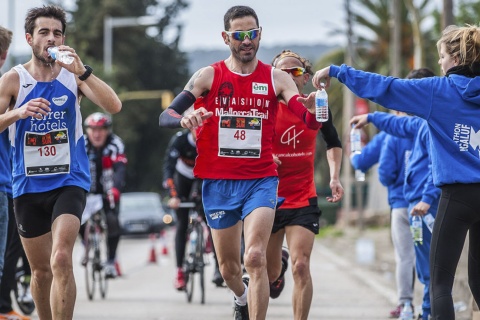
[267,50,344,320]
[159,6,320,320]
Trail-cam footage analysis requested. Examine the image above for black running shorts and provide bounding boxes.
[14,186,87,238]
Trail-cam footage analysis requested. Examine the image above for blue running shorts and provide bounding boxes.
[202,177,279,230]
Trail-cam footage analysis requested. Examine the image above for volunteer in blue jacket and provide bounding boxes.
[377,131,415,318]
[353,107,440,320]
[351,127,415,318]
[312,25,480,319]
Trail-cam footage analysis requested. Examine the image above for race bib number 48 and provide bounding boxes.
[218,115,262,158]
[24,129,70,176]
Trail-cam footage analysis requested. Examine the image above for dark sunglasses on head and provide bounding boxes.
[281,67,306,77]
[225,28,261,41]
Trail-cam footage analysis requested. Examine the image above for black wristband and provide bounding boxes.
[78,65,93,81]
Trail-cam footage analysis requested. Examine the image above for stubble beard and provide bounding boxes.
[32,45,54,65]
[232,43,258,64]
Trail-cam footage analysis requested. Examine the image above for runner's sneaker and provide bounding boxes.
[174,267,186,291]
[105,262,117,279]
[269,248,289,299]
[0,310,31,320]
[233,275,250,320]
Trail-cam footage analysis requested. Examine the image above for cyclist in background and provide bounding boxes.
[83,112,127,279]
[163,128,224,290]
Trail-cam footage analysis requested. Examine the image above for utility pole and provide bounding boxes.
[343,0,355,227]
[442,0,455,30]
[390,0,401,77]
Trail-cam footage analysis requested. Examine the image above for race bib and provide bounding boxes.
[24,129,70,176]
[218,115,262,158]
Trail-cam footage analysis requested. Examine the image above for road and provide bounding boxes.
[22,227,406,320]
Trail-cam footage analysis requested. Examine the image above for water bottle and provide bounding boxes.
[47,47,74,64]
[189,229,197,255]
[411,215,423,245]
[423,213,435,233]
[400,301,414,320]
[350,125,365,181]
[315,83,329,122]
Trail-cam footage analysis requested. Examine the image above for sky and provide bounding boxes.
[1,0,348,57]
[2,0,444,56]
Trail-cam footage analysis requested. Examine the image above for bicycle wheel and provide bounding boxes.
[97,227,109,299]
[184,224,196,303]
[84,227,96,300]
[194,222,205,304]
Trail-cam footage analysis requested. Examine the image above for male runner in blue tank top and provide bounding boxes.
[0,5,121,320]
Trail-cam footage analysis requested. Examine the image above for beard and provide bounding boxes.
[231,43,259,64]
[33,46,54,65]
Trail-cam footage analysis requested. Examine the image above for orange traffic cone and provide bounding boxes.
[114,260,122,277]
[148,233,157,263]
[159,229,169,256]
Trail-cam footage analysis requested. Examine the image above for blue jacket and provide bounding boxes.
[350,131,386,172]
[368,112,441,207]
[0,130,12,197]
[378,133,411,208]
[330,64,480,186]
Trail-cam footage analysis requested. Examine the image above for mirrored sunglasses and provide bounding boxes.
[281,67,305,77]
[225,28,260,41]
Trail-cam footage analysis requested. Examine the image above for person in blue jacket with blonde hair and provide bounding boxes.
[313,24,480,319]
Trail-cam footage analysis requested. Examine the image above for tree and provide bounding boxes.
[49,0,191,193]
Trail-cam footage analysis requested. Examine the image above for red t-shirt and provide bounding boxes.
[194,60,279,180]
[273,100,318,208]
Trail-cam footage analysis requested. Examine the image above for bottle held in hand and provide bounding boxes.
[48,47,74,64]
[350,125,365,182]
[411,215,423,245]
[315,83,329,122]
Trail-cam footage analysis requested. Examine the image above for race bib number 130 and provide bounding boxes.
[24,129,70,176]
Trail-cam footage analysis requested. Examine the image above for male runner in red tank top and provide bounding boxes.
[159,6,320,320]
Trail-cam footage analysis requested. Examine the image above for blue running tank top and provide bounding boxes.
[9,65,90,197]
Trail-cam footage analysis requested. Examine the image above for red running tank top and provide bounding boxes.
[194,60,279,180]
[273,100,318,208]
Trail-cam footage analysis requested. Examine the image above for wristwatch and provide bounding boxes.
[78,65,93,81]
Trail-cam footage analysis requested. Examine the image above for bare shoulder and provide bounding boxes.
[185,66,214,94]
[272,67,291,93]
[0,69,20,97]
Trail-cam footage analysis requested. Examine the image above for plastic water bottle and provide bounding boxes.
[350,125,365,181]
[189,229,197,255]
[47,47,74,64]
[315,83,329,122]
[423,213,435,233]
[400,301,414,320]
[411,215,423,245]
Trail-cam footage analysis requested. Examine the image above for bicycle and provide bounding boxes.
[82,194,109,300]
[179,201,210,304]
[14,255,35,315]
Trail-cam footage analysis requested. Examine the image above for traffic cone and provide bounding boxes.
[114,260,122,277]
[148,233,157,263]
[159,229,169,256]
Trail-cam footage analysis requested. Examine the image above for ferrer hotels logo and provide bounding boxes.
[252,82,268,95]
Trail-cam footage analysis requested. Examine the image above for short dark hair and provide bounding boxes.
[406,68,435,79]
[25,5,67,36]
[224,6,259,31]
